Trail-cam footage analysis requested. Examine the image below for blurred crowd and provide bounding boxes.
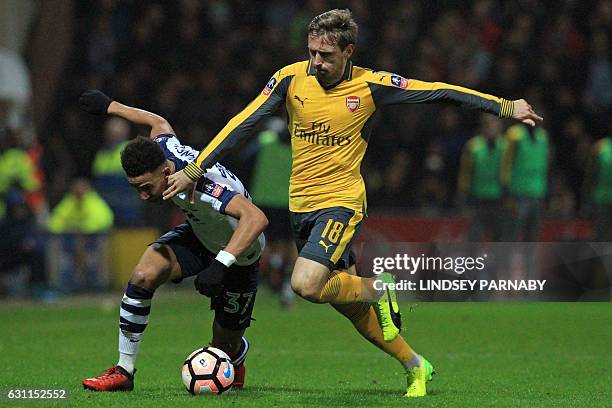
[53,0,610,211]
[0,0,610,298]
[43,0,612,215]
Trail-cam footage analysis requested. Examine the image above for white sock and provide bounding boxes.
[118,352,136,374]
[118,328,141,374]
[404,353,422,370]
[118,282,153,375]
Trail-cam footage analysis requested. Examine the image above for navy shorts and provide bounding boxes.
[260,207,292,241]
[154,223,258,330]
[290,207,363,271]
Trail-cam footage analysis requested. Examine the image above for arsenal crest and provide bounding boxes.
[346,95,360,112]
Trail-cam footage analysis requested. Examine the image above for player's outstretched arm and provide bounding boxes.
[79,90,174,138]
[107,102,174,138]
[371,76,543,126]
[193,195,268,297]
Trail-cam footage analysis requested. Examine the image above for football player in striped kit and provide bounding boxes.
[79,90,267,391]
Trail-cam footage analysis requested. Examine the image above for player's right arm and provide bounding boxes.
[218,194,268,262]
[79,89,174,138]
[163,65,296,200]
[193,189,268,298]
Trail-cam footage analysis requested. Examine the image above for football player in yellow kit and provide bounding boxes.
[163,9,542,397]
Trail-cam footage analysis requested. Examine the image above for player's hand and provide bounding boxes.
[163,170,197,203]
[79,90,113,115]
[194,259,227,297]
[512,99,543,127]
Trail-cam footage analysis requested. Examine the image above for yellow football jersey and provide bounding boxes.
[195,60,514,213]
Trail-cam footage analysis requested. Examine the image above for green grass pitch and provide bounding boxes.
[1,289,610,407]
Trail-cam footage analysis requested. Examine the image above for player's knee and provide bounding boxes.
[290,273,304,297]
[130,265,168,290]
[291,278,323,303]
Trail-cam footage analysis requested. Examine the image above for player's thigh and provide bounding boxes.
[291,206,364,272]
[130,244,181,290]
[212,262,258,331]
[153,223,212,284]
[290,256,332,295]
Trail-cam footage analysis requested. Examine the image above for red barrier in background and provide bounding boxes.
[170,207,595,242]
[359,214,594,242]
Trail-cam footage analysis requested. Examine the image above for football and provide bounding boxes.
[181,347,235,395]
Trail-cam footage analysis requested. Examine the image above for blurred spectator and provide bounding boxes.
[248,117,296,307]
[47,177,113,233]
[584,31,611,112]
[92,117,141,226]
[457,115,506,241]
[23,129,47,222]
[87,12,116,84]
[584,136,612,241]
[47,178,113,292]
[0,127,39,219]
[556,116,591,208]
[20,1,611,226]
[501,124,550,241]
[548,177,576,219]
[381,150,413,208]
[0,189,51,300]
[415,107,469,211]
[42,132,75,208]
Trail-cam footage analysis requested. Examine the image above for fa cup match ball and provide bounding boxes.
[182,347,234,395]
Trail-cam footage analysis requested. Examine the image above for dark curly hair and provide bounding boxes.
[121,136,166,177]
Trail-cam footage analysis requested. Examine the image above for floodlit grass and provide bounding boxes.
[1,289,610,407]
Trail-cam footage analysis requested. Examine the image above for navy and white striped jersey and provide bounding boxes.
[156,134,265,265]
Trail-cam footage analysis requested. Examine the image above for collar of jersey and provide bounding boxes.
[307,60,353,90]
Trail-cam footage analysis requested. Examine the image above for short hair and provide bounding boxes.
[308,9,358,50]
[121,136,166,177]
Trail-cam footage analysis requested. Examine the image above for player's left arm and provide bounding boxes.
[369,76,543,126]
[79,89,175,138]
[193,193,268,297]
